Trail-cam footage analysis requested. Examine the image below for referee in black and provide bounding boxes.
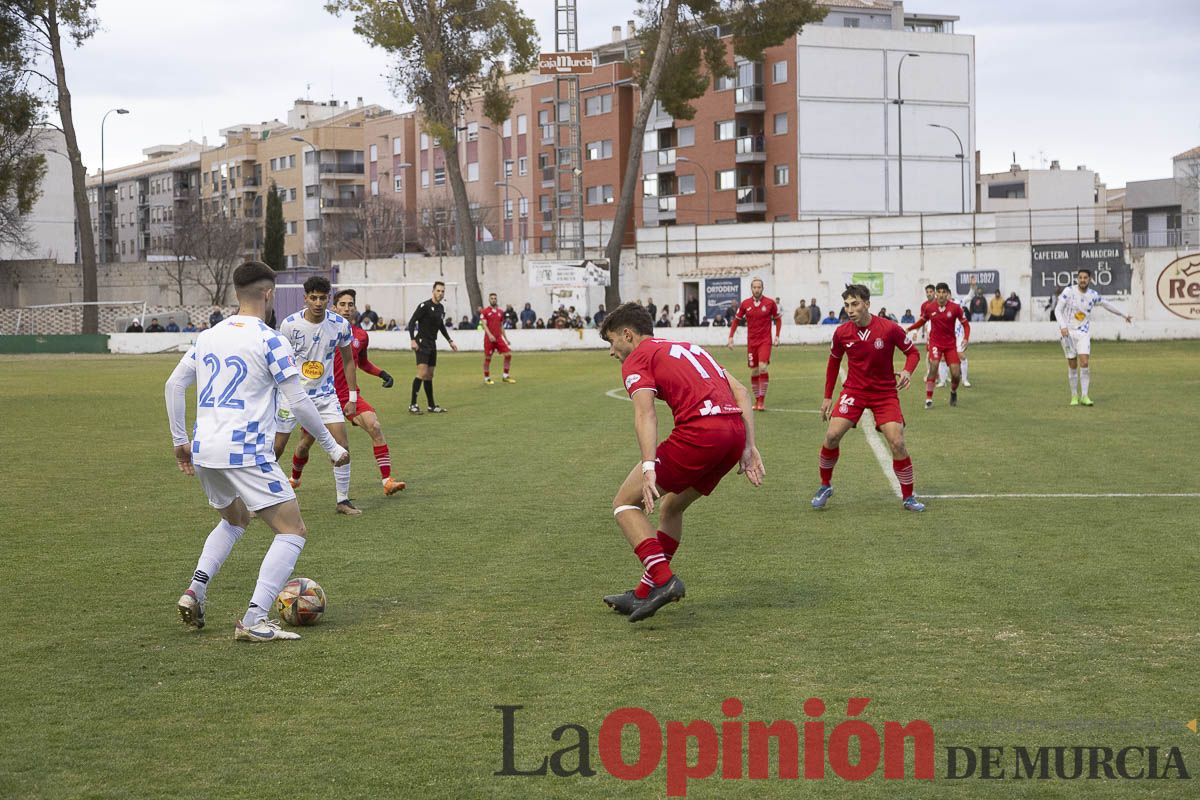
[406,280,458,413]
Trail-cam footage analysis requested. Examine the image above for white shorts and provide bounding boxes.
[275,393,344,433]
[195,462,296,512]
[1061,329,1091,359]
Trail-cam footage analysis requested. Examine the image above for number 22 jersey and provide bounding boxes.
[621,338,742,426]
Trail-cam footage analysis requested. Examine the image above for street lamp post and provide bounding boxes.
[99,107,130,263]
[928,123,966,213]
[458,123,511,252]
[676,156,711,225]
[495,180,527,258]
[396,161,412,275]
[290,135,321,266]
[893,53,919,216]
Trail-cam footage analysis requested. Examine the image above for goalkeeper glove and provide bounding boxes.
[380,371,394,389]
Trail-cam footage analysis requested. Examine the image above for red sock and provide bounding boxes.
[635,531,680,598]
[819,446,839,485]
[483,355,492,378]
[291,453,308,481]
[950,374,960,390]
[925,379,935,400]
[751,374,762,398]
[893,457,914,499]
[503,355,511,376]
[633,538,673,590]
[373,444,391,480]
[760,370,769,401]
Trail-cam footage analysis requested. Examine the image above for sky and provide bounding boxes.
[58,0,1200,188]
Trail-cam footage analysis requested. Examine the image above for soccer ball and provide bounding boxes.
[274,577,327,626]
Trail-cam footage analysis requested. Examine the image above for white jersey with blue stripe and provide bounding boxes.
[279,309,352,399]
[181,315,299,468]
[1055,285,1120,333]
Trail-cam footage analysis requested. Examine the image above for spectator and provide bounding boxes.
[593,304,607,327]
[676,312,687,328]
[657,309,672,328]
[126,318,144,333]
[968,289,988,322]
[900,309,915,324]
[809,298,821,324]
[535,318,545,329]
[469,308,480,329]
[358,303,380,330]
[685,296,699,326]
[645,297,657,320]
[838,307,849,322]
[457,315,474,330]
[197,321,208,332]
[386,318,400,331]
[182,321,197,333]
[878,307,896,322]
[553,316,568,329]
[165,319,180,333]
[820,311,839,325]
[1004,292,1022,321]
[726,300,738,323]
[699,316,710,327]
[672,303,682,318]
[503,304,518,329]
[711,314,726,327]
[793,300,809,325]
[520,303,536,328]
[208,307,224,327]
[988,290,1005,321]
[146,318,165,332]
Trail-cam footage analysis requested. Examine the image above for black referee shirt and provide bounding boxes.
[407,300,453,347]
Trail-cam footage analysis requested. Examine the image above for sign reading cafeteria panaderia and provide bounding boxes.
[538,52,595,75]
[1030,242,1129,296]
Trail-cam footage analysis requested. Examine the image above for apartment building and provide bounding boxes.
[979,160,1110,243]
[0,128,76,264]
[1123,146,1200,249]
[84,141,203,263]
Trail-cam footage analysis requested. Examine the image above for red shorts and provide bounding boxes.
[831,388,905,430]
[927,343,960,365]
[747,340,772,369]
[654,415,746,496]
[484,336,511,356]
[337,394,375,421]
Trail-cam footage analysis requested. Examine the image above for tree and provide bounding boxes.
[603,0,826,309]
[3,1,104,332]
[164,199,200,305]
[263,184,285,270]
[333,194,411,261]
[168,199,253,306]
[0,20,47,255]
[327,0,538,312]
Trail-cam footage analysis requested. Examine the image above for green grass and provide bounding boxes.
[2,341,1199,799]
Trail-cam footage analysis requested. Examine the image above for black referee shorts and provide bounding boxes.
[415,341,437,367]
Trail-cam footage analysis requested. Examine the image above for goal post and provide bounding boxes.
[6,300,149,336]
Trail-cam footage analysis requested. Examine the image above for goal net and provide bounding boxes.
[2,300,149,335]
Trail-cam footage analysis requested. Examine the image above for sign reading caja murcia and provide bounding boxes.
[538,51,595,75]
[1156,252,1200,320]
[529,259,610,288]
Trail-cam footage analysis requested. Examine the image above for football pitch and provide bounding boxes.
[2,340,1199,798]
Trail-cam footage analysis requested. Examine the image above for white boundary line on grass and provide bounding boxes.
[925,492,1200,499]
[860,410,903,498]
[604,387,819,413]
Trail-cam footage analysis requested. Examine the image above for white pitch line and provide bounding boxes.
[860,410,903,498]
[925,492,1200,499]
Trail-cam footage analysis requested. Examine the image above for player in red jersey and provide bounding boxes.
[906,282,970,409]
[480,292,515,385]
[813,283,924,512]
[600,302,765,622]
[727,277,781,410]
[289,289,405,498]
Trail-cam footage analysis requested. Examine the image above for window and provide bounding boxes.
[286,155,295,169]
[714,120,736,141]
[518,156,528,176]
[305,185,318,198]
[773,112,788,135]
[306,218,321,233]
[467,162,479,182]
[586,140,613,160]
[393,137,403,155]
[371,180,379,195]
[987,182,1025,199]
[433,166,445,186]
[519,197,528,218]
[270,158,278,171]
[466,122,478,141]
[517,114,527,135]
[774,164,790,186]
[501,118,512,137]
[504,159,514,178]
[679,175,696,195]
[287,187,297,202]
[369,144,378,162]
[716,169,735,190]
[539,194,551,212]
[773,61,787,83]
[844,17,860,28]
[775,215,790,222]
[586,185,614,205]
[286,221,298,235]
[715,73,735,91]
[421,170,430,187]
[420,133,430,150]
[584,94,613,116]
[677,126,695,147]
[504,200,513,220]
[394,176,404,192]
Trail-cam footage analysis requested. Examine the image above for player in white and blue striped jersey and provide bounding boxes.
[165,261,349,643]
[273,276,361,514]
[1055,269,1132,406]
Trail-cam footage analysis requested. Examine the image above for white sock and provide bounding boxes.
[1080,367,1090,396]
[938,362,948,382]
[960,359,968,383]
[1068,368,1079,396]
[334,464,351,503]
[244,533,305,626]
[189,520,245,601]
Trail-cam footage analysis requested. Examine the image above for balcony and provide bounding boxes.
[540,124,554,145]
[318,163,365,176]
[734,85,765,113]
[735,185,766,213]
[1131,229,1182,248]
[643,194,676,225]
[735,135,766,163]
[642,147,678,175]
[320,197,364,213]
[242,176,260,190]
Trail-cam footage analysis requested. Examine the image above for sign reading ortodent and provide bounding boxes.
[538,52,595,75]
